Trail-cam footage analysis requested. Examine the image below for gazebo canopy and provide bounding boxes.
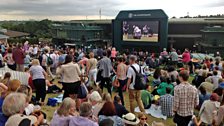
[0,34,9,39]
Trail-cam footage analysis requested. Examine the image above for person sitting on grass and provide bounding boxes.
[99,101,124,126]
[99,118,114,126]
[198,86,211,109]
[16,85,38,116]
[46,79,62,94]
[213,95,224,126]
[199,93,220,126]
[89,91,104,117]
[152,77,174,96]
[159,87,174,117]
[122,113,140,126]
[113,95,129,118]
[137,113,149,126]
[0,83,7,96]
[51,98,79,126]
[0,72,11,87]
[2,93,44,126]
[0,79,21,113]
[141,85,152,109]
[152,68,161,87]
[69,102,98,126]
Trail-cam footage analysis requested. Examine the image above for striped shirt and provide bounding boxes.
[173,82,199,117]
[97,57,113,78]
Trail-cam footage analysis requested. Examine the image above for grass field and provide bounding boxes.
[123,34,158,42]
[41,76,194,126]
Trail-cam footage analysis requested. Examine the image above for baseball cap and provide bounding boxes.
[5,114,37,126]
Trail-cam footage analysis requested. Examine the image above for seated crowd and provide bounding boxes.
[0,42,224,126]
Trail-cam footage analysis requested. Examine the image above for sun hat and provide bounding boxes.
[122,113,140,125]
[5,114,37,126]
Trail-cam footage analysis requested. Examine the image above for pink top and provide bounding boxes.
[111,50,117,58]
[182,52,191,63]
[79,57,88,65]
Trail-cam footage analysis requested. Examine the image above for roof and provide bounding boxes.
[169,18,224,24]
[0,34,9,39]
[168,34,202,38]
[69,20,112,24]
[64,18,224,25]
[200,26,224,33]
[4,30,29,38]
[116,9,168,19]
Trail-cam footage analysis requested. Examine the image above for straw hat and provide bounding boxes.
[122,113,140,125]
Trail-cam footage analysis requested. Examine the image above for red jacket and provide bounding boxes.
[12,48,25,64]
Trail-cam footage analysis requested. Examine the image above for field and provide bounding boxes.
[123,34,158,42]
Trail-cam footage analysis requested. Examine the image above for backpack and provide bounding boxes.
[47,98,57,107]
[131,65,147,90]
[46,54,53,66]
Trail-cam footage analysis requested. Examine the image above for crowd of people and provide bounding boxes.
[0,41,223,126]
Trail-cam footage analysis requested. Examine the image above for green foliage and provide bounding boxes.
[8,37,39,44]
[1,19,53,38]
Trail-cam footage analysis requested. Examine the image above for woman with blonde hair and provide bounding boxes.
[29,59,47,105]
[86,52,98,86]
[51,98,78,126]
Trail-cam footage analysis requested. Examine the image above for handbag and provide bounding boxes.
[77,83,88,99]
[112,75,120,87]
[173,113,178,124]
[96,69,103,82]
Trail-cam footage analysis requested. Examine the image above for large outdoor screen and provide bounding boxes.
[122,21,159,42]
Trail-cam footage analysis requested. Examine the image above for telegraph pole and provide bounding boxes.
[99,8,101,20]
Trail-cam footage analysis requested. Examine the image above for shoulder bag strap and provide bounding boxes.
[131,66,138,74]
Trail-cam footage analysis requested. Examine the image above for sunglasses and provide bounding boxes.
[140,118,147,120]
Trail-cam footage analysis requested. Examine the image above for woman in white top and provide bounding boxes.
[86,52,98,86]
[29,59,47,105]
[56,55,81,100]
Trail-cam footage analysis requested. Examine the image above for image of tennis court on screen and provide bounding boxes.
[123,21,159,42]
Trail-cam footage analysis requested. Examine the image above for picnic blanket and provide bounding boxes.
[135,104,167,120]
[0,66,29,85]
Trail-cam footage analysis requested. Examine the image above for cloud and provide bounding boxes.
[0,0,223,20]
[204,0,224,7]
[0,0,121,17]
